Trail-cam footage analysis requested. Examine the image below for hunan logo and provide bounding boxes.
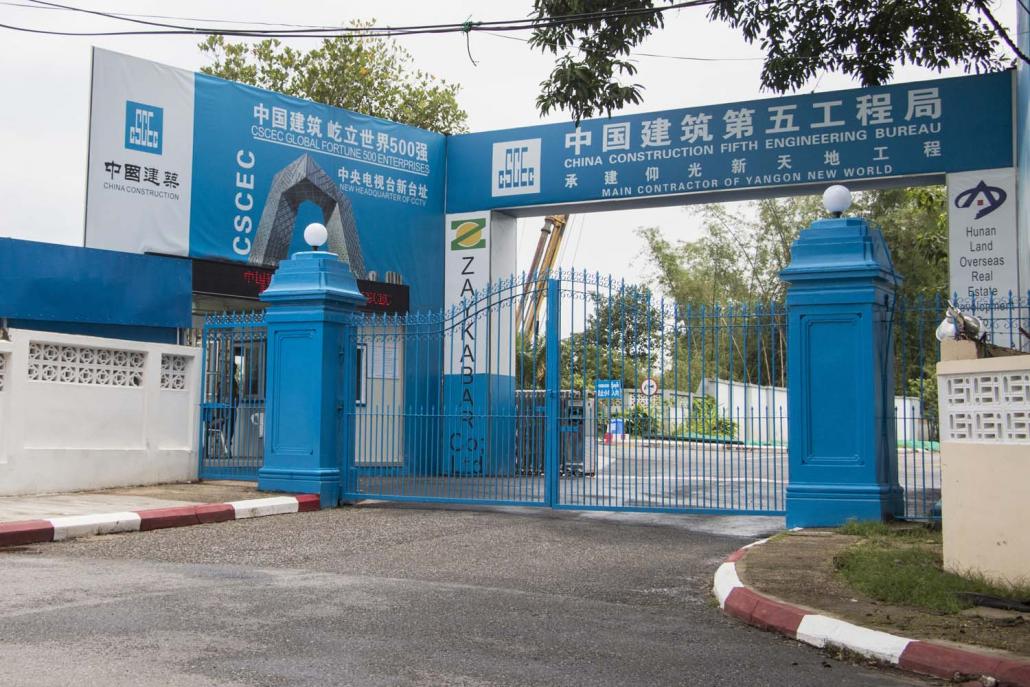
[954,180,1007,220]
[450,219,487,250]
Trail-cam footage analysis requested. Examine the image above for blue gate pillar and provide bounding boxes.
[780,213,903,528]
[257,250,365,506]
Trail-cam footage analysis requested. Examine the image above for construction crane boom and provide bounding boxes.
[517,214,568,340]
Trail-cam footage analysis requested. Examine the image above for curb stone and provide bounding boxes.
[0,494,320,547]
[713,538,1030,686]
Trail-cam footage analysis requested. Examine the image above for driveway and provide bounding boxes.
[0,504,934,686]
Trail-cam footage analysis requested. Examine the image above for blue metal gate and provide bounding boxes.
[342,271,788,515]
[193,283,1030,522]
[198,312,267,481]
[342,274,549,505]
[552,271,787,514]
[890,292,1030,521]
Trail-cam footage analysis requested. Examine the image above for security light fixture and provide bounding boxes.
[822,185,852,217]
[936,301,985,342]
[935,315,958,342]
[304,222,328,251]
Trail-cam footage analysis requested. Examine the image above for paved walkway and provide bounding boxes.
[0,503,933,686]
[0,481,259,522]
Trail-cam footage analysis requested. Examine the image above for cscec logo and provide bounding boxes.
[954,180,1006,220]
[491,138,540,197]
[124,101,163,154]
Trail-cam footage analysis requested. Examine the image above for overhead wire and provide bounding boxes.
[482,30,938,64]
[0,0,715,38]
[3,0,1024,71]
[0,0,342,29]
[973,0,1030,66]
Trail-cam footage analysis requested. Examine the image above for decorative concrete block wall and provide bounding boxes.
[0,329,200,496]
[938,351,1030,584]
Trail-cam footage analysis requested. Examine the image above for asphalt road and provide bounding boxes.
[0,505,936,687]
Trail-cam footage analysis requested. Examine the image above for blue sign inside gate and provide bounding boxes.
[446,71,1014,213]
[594,379,622,399]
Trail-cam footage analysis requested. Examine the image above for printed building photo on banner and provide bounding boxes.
[84,48,446,313]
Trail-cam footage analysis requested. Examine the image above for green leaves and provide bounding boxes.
[198,24,468,135]
[530,0,664,119]
[710,0,1003,94]
[639,188,948,312]
[530,0,1005,120]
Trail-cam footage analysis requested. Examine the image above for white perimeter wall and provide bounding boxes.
[696,378,927,445]
[0,328,200,496]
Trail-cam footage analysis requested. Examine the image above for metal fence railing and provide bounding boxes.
[192,279,1030,522]
[551,270,788,514]
[197,312,267,481]
[891,293,1030,521]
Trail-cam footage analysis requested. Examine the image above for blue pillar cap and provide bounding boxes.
[780,216,902,287]
[260,251,365,307]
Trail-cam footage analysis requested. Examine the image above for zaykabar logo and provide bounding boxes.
[955,180,1006,220]
[124,100,163,154]
[491,138,541,197]
[451,218,486,250]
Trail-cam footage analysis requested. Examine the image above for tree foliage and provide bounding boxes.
[640,187,948,307]
[198,25,468,134]
[529,0,1005,121]
[639,188,949,408]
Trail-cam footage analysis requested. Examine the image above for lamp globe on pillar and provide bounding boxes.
[822,184,852,217]
[304,222,328,251]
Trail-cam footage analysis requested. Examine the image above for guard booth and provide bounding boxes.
[515,390,597,476]
[197,272,410,481]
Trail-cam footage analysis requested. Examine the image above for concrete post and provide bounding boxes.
[781,216,904,528]
[257,251,365,506]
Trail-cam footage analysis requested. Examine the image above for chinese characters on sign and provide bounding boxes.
[101,160,182,199]
[564,88,943,199]
[336,166,430,208]
[252,102,429,164]
[447,71,1013,213]
[248,102,433,208]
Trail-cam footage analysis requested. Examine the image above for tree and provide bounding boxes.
[528,1,1006,120]
[640,188,948,307]
[639,188,950,408]
[198,25,468,134]
[584,284,663,360]
[552,285,666,390]
[639,194,822,307]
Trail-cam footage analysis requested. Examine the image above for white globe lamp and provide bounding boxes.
[935,316,957,342]
[303,222,328,251]
[822,185,852,217]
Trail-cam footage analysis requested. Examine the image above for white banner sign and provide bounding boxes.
[947,167,1019,302]
[84,48,195,256]
[444,213,491,375]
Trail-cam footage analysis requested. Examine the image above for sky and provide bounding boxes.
[0,0,1021,288]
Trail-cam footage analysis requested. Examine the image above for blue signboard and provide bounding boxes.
[595,379,623,399]
[85,49,447,314]
[446,71,1014,214]
[190,75,446,312]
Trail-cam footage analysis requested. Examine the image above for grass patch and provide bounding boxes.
[834,521,1030,614]
[838,520,893,537]
[838,519,936,539]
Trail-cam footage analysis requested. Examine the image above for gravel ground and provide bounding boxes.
[0,504,938,686]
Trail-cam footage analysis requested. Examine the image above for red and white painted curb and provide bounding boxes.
[714,538,1030,686]
[0,494,320,547]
